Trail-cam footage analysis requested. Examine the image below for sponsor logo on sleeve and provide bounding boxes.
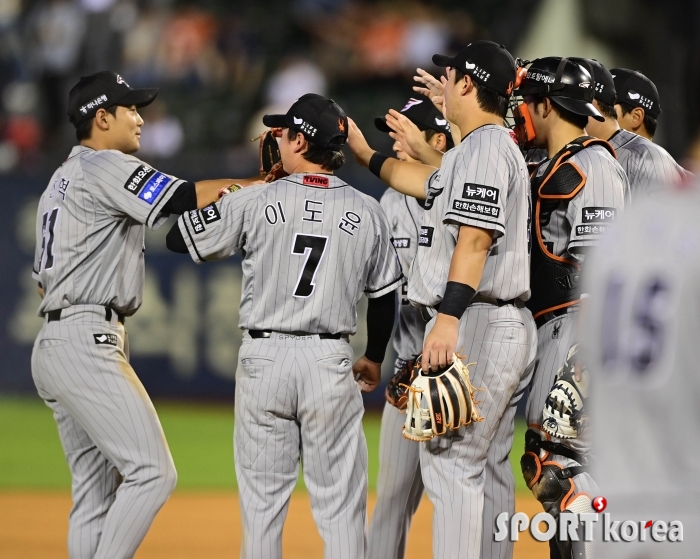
[582,207,616,223]
[452,199,500,218]
[418,226,434,247]
[93,333,118,346]
[303,175,330,187]
[576,224,609,236]
[189,209,205,233]
[57,178,70,201]
[138,171,172,204]
[462,183,499,204]
[201,204,221,225]
[392,238,410,249]
[124,165,156,195]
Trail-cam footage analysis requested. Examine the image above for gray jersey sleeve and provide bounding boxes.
[566,146,628,255]
[365,203,404,299]
[443,134,510,242]
[81,150,184,229]
[177,184,266,263]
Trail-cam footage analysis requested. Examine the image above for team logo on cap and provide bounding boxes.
[401,98,423,112]
[627,90,654,110]
[116,74,129,86]
[293,116,317,137]
[579,82,591,88]
[464,61,490,83]
[338,118,345,133]
[465,61,476,70]
[435,117,451,131]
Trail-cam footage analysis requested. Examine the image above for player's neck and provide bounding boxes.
[545,123,586,158]
[598,119,620,141]
[80,137,127,152]
[453,111,503,140]
[285,161,332,175]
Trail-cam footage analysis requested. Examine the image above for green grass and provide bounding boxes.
[0,396,528,492]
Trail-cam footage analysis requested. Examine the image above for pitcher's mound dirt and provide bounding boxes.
[0,491,546,558]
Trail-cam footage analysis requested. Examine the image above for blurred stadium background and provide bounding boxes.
[1,0,698,556]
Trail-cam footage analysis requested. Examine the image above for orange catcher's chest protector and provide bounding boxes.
[527,136,616,320]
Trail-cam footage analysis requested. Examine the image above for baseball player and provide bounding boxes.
[30,71,251,559]
[580,182,700,558]
[611,68,661,141]
[349,40,538,559]
[512,57,628,558]
[572,59,686,196]
[166,93,403,559]
[368,97,452,559]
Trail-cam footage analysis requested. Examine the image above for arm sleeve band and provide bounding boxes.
[161,181,197,215]
[439,281,476,319]
[166,221,189,253]
[369,152,390,178]
[364,290,396,363]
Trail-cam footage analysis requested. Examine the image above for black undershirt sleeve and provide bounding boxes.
[364,290,397,364]
[161,181,197,215]
[166,221,188,253]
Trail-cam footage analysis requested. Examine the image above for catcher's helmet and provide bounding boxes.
[514,57,604,122]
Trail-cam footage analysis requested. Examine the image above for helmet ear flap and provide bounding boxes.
[514,66,528,90]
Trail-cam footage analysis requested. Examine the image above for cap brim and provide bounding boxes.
[119,88,159,108]
[551,97,604,122]
[374,116,391,133]
[432,54,455,68]
[262,114,288,128]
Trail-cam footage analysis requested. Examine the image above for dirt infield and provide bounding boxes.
[0,491,547,558]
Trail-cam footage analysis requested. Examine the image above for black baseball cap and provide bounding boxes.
[374,97,451,135]
[571,58,616,106]
[263,93,348,150]
[432,40,517,97]
[68,71,158,127]
[514,57,604,122]
[610,68,661,118]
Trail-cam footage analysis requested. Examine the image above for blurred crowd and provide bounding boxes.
[0,0,497,173]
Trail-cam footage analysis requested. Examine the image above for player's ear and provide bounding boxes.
[631,107,645,129]
[431,133,447,151]
[293,131,307,154]
[461,74,474,97]
[93,108,111,132]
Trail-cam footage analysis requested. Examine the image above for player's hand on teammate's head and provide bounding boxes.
[353,355,382,392]
[347,118,374,167]
[385,109,428,162]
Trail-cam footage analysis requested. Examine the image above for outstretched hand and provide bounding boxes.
[413,68,447,113]
[385,109,430,161]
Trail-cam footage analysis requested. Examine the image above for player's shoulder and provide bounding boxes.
[459,124,517,150]
[78,147,143,168]
[572,142,620,171]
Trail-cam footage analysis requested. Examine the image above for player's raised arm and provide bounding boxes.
[347,118,435,200]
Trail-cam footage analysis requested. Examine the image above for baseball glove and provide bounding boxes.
[254,128,288,182]
[385,358,418,410]
[403,354,483,442]
[542,343,589,440]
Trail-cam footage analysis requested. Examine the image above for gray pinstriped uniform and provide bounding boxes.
[368,189,425,559]
[525,145,628,502]
[581,190,700,558]
[408,125,537,559]
[176,173,403,559]
[31,145,182,559]
[608,129,687,197]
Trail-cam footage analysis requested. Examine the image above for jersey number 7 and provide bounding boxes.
[292,233,328,298]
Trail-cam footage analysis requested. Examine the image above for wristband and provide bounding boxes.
[218,183,242,199]
[439,281,476,319]
[368,152,389,178]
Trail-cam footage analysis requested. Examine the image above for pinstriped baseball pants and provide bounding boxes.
[31,305,177,559]
[234,332,367,559]
[419,303,537,559]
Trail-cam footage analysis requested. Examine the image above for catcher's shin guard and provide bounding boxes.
[521,428,590,559]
